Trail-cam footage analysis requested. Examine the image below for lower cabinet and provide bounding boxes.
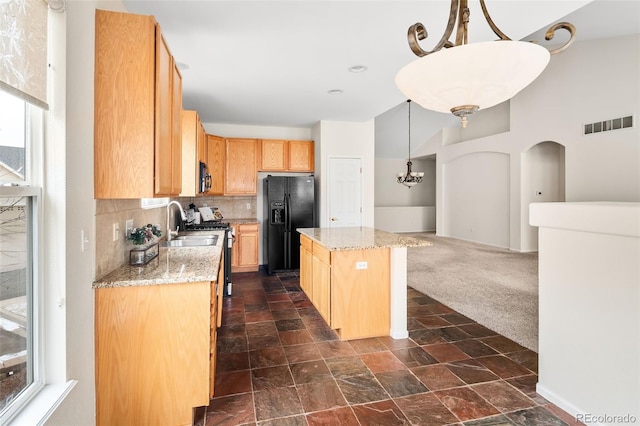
[231,222,259,273]
[95,281,210,426]
[299,234,391,340]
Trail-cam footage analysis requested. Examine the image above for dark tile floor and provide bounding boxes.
[196,271,582,426]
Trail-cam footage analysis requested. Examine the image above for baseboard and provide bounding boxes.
[536,384,596,426]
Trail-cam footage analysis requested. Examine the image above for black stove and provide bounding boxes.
[184,221,233,296]
[184,221,230,231]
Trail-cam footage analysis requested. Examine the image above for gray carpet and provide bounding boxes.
[406,233,538,352]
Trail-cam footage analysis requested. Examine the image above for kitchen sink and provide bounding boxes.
[162,235,218,247]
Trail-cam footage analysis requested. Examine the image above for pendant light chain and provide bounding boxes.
[408,99,411,161]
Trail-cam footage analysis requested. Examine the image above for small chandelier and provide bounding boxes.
[397,100,424,188]
[395,0,575,128]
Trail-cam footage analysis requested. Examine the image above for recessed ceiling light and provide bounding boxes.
[176,62,190,71]
[327,89,343,95]
[348,65,368,73]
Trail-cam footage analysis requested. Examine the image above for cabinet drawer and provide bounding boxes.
[300,235,312,251]
[238,223,259,233]
[312,242,330,264]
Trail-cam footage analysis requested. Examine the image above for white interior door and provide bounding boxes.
[328,157,362,227]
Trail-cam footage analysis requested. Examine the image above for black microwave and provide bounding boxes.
[199,161,211,193]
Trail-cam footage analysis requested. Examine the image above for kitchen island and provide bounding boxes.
[297,227,431,340]
[92,230,225,426]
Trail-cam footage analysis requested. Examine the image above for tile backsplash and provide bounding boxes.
[95,196,257,280]
[181,196,257,220]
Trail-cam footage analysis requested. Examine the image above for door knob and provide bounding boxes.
[330,217,338,221]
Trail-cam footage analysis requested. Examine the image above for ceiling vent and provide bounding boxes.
[584,115,633,135]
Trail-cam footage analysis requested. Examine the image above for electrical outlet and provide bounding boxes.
[112,223,119,241]
[246,203,251,210]
[202,203,208,207]
[356,261,368,270]
[125,219,133,238]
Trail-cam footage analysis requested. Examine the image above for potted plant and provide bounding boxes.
[128,224,162,265]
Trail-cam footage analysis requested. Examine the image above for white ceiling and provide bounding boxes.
[121,0,639,129]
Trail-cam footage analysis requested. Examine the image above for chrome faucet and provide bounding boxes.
[166,201,187,241]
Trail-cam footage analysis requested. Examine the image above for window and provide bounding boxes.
[0,90,43,422]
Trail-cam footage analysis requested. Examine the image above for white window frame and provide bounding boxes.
[0,104,44,424]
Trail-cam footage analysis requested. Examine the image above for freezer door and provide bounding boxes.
[286,176,315,269]
[266,176,286,273]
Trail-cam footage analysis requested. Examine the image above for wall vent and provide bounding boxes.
[584,115,633,135]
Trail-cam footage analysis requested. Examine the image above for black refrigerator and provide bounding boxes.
[264,175,315,274]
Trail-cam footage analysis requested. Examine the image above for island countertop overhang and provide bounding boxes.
[297,227,432,251]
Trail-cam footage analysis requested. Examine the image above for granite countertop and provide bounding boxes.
[297,227,432,251]
[93,230,225,289]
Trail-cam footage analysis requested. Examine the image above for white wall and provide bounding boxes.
[374,158,434,207]
[315,120,375,228]
[530,202,640,424]
[374,206,435,233]
[203,122,311,141]
[443,152,511,248]
[44,1,130,424]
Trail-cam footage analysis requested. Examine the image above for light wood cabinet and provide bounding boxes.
[259,139,314,172]
[225,138,258,195]
[299,235,390,340]
[231,223,259,273]
[95,281,210,426]
[210,252,224,398]
[94,10,182,199]
[207,135,226,195]
[288,140,315,172]
[180,110,207,197]
[299,236,313,295]
[260,139,288,171]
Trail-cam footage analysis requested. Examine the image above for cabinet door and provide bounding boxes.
[180,110,197,197]
[288,140,314,172]
[299,237,313,296]
[207,135,225,195]
[237,224,259,269]
[170,60,182,195]
[95,282,209,426]
[94,10,155,198]
[260,139,288,171]
[154,28,174,195]
[312,256,331,324]
[225,138,258,195]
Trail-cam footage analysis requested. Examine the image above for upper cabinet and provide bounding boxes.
[207,135,225,196]
[288,140,315,172]
[94,10,182,199]
[259,139,314,172]
[180,110,207,197]
[225,138,258,195]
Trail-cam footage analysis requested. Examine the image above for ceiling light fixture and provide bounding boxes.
[348,65,368,73]
[395,0,576,128]
[397,100,424,188]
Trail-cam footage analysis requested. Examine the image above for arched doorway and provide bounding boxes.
[522,142,566,251]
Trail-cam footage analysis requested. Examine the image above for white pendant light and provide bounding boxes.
[395,0,575,128]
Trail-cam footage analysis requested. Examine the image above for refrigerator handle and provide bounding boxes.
[285,192,291,268]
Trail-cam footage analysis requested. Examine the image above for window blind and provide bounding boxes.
[0,0,48,109]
